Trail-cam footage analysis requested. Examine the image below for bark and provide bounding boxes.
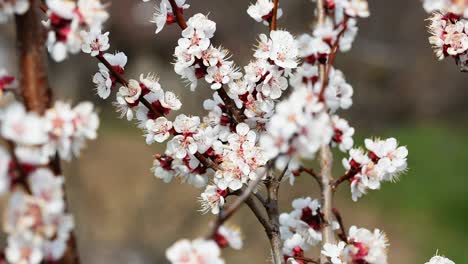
[15,1,80,263]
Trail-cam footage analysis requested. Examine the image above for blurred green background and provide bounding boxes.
[1,0,467,263]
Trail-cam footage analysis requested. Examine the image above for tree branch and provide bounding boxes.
[331,171,354,191]
[319,145,335,263]
[15,1,80,263]
[300,166,322,187]
[332,208,347,242]
[244,196,273,234]
[265,175,282,263]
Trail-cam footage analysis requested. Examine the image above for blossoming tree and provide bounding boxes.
[0,0,459,263]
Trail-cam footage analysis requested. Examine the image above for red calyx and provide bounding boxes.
[333,128,343,143]
[166,13,176,24]
[300,207,322,231]
[0,76,15,90]
[369,151,379,163]
[216,188,228,197]
[157,155,174,171]
[214,233,229,248]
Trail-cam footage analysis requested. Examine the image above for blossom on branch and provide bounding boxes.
[80,26,110,56]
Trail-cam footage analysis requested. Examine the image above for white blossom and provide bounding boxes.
[166,239,224,264]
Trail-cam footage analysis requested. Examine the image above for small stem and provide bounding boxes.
[331,171,354,191]
[167,0,187,29]
[270,0,280,31]
[194,152,220,171]
[332,208,347,242]
[318,16,349,101]
[217,88,246,124]
[300,166,321,187]
[96,54,128,86]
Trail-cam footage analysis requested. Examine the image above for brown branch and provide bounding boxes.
[265,173,282,263]
[15,1,80,263]
[217,88,246,124]
[332,208,347,242]
[300,166,322,187]
[194,152,220,171]
[331,171,354,191]
[270,0,280,31]
[96,54,128,86]
[15,3,51,113]
[244,196,273,234]
[167,0,187,29]
[318,16,349,101]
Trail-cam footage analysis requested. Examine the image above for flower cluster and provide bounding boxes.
[321,226,388,264]
[423,0,468,17]
[152,0,190,34]
[1,101,99,163]
[427,12,468,71]
[43,0,109,62]
[279,198,324,261]
[342,138,408,201]
[0,0,29,23]
[4,170,74,264]
[173,13,241,91]
[0,66,98,263]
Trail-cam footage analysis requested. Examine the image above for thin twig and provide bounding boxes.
[270,0,280,31]
[331,171,354,191]
[332,208,347,242]
[217,88,245,124]
[318,16,349,101]
[167,0,187,29]
[300,166,322,187]
[194,152,220,171]
[209,168,268,237]
[244,196,273,234]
